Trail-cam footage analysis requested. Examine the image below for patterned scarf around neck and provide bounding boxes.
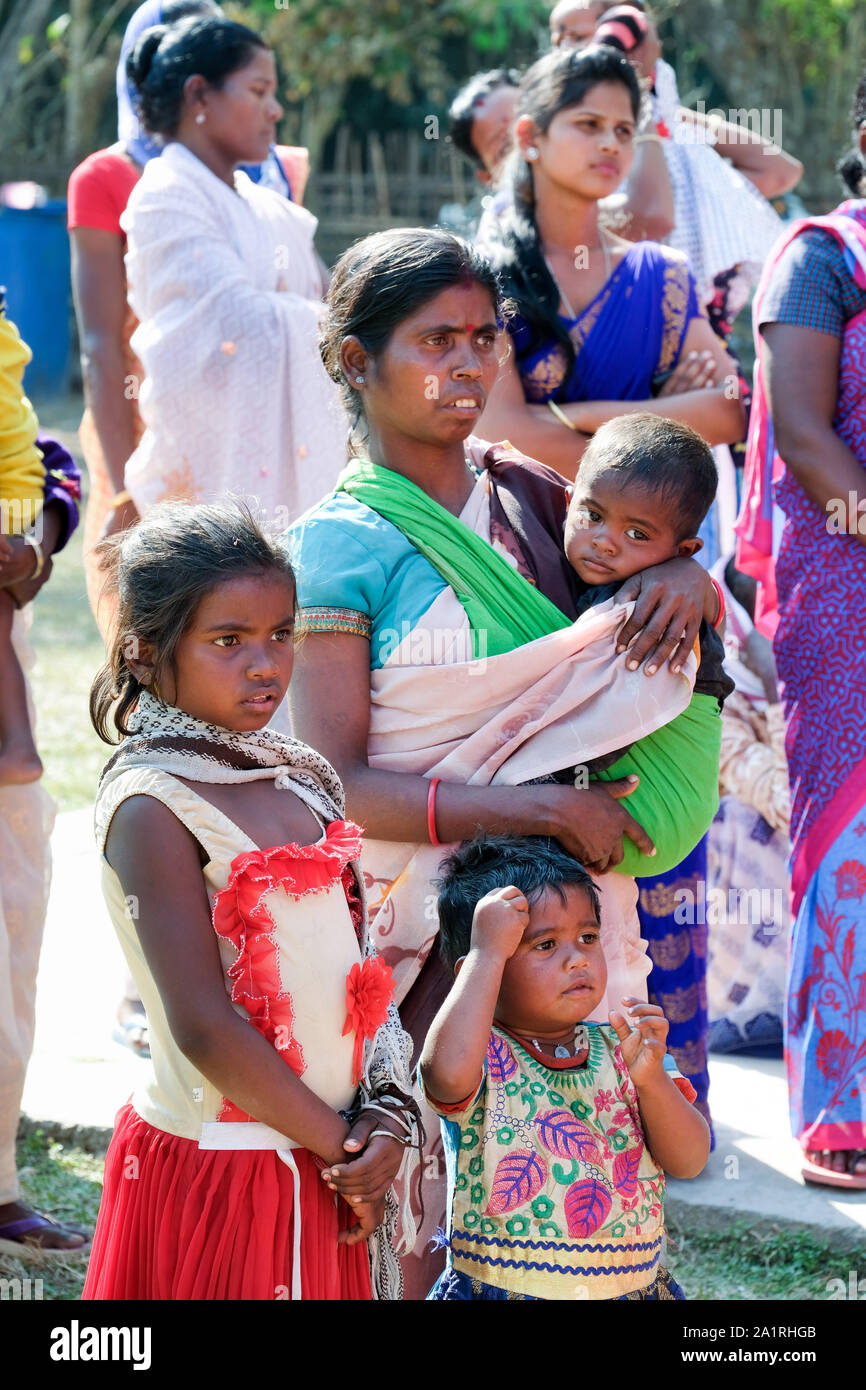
[99,691,346,823]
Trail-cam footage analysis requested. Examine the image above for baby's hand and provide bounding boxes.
[470,885,530,962]
[609,998,669,1089]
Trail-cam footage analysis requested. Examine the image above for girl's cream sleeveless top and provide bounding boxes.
[96,767,362,1147]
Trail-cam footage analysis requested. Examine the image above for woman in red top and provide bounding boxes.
[68,0,309,638]
[68,0,310,1060]
[68,1,211,635]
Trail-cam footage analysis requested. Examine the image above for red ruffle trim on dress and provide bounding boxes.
[211,820,363,1120]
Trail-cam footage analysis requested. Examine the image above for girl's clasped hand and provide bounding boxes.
[322,1112,408,1244]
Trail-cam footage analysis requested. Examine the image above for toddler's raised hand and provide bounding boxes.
[609,998,669,1090]
[470,884,530,961]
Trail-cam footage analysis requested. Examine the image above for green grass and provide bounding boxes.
[666,1214,866,1301]
[28,463,108,813]
[0,1130,103,1300]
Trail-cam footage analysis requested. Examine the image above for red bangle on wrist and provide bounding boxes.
[710,578,726,630]
[427,777,442,847]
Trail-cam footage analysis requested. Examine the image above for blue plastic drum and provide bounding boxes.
[0,200,71,398]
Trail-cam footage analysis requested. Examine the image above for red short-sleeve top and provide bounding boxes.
[67,148,141,238]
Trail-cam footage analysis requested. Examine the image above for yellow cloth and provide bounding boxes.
[0,311,44,534]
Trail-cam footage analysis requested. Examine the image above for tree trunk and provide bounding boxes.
[64,0,91,164]
[0,0,54,107]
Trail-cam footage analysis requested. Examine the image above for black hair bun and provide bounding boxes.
[126,25,167,90]
[838,150,866,197]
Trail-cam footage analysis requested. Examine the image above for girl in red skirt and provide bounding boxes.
[84,501,419,1300]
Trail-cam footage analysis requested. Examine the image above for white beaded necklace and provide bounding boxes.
[530,1023,590,1059]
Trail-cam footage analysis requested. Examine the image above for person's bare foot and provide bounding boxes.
[0,738,43,786]
[0,1200,89,1253]
[805,1149,866,1178]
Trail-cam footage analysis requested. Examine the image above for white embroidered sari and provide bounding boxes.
[121,142,347,525]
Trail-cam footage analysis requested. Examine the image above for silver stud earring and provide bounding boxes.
[355,376,365,384]
[195,113,206,125]
[526,145,539,161]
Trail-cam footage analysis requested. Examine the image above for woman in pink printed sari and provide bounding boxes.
[736,73,866,1188]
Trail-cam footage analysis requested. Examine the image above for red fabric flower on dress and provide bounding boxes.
[342,956,395,1084]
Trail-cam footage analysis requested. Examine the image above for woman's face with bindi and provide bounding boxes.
[348,281,503,450]
[185,47,282,167]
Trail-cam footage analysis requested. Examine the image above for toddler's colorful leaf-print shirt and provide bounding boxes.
[426,1024,667,1300]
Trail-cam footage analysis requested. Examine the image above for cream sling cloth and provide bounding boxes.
[121,142,347,523]
[358,470,699,1020]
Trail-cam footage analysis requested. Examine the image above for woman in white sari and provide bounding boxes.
[112,15,345,539]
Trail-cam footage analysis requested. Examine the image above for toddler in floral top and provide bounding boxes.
[420,836,710,1300]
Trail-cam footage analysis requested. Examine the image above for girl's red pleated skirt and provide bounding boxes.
[82,1103,372,1300]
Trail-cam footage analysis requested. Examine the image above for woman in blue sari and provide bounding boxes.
[478,45,745,482]
[479,47,746,1128]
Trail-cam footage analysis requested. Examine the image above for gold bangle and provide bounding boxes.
[548,399,578,432]
[109,489,133,510]
[634,133,664,145]
[23,532,44,580]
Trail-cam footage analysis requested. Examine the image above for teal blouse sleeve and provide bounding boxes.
[285,494,448,665]
[287,504,389,640]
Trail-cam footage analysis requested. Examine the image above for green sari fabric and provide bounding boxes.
[338,459,719,874]
[338,459,569,657]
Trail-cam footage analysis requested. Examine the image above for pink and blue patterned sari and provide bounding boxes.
[737,200,866,1154]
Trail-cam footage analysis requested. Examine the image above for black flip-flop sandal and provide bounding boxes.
[0,1211,92,1261]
